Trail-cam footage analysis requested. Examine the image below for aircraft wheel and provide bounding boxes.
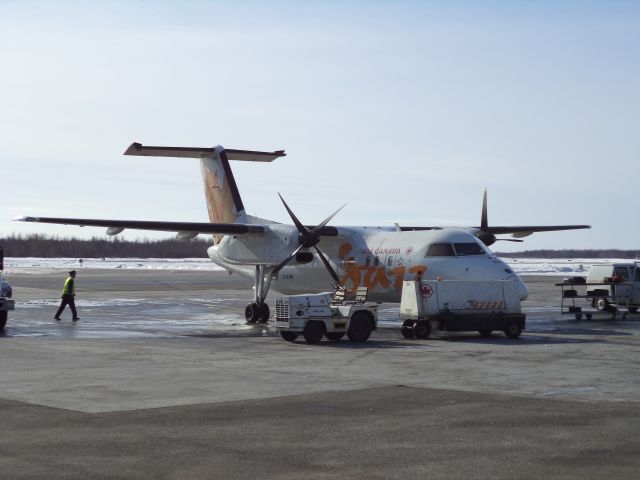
[414,320,431,340]
[326,332,345,341]
[245,303,260,324]
[401,320,415,339]
[258,303,270,323]
[280,331,298,342]
[504,321,522,339]
[575,314,582,320]
[0,311,6,330]
[586,313,593,320]
[478,329,492,337]
[303,321,325,344]
[347,312,372,342]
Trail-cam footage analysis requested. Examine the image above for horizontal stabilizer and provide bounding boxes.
[123,143,286,162]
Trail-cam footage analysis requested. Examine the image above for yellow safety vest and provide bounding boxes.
[62,277,75,296]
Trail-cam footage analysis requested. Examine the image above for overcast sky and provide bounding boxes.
[1,0,638,252]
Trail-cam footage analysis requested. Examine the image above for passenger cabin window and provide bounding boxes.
[453,243,485,256]
[425,243,455,257]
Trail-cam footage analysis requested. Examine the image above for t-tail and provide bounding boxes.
[123,142,286,243]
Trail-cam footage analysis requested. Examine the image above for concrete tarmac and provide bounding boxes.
[1,270,640,479]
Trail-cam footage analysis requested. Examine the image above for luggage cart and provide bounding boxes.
[556,279,634,320]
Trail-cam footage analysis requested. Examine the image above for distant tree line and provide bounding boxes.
[495,249,640,259]
[1,234,638,259]
[0,234,211,258]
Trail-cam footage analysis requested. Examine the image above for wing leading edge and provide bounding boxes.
[15,216,266,235]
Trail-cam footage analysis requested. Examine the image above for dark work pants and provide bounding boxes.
[55,294,78,319]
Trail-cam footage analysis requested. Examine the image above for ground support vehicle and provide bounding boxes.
[583,263,640,315]
[274,287,378,344]
[399,280,525,340]
[557,275,638,320]
[0,247,14,330]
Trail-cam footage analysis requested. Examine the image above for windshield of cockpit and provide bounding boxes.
[425,242,488,257]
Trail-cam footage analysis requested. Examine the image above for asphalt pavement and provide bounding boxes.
[1,270,639,479]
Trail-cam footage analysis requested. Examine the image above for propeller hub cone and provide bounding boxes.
[299,232,319,249]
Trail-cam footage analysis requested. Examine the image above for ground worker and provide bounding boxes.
[54,270,79,322]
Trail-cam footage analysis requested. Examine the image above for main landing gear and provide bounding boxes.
[245,265,276,324]
[244,194,346,324]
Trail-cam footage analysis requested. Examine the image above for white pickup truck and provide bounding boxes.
[399,279,526,339]
[274,287,378,344]
[0,247,15,330]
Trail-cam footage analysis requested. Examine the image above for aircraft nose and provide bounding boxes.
[516,277,529,300]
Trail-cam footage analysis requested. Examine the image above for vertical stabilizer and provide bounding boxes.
[123,142,286,244]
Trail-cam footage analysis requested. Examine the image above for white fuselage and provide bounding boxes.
[207,226,528,302]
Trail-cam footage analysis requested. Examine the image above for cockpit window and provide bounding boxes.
[425,243,455,257]
[453,243,486,256]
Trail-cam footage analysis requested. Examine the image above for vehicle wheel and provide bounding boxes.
[401,319,415,339]
[586,313,593,320]
[244,303,260,323]
[575,314,582,320]
[258,303,270,323]
[478,329,492,337]
[280,331,298,342]
[628,307,638,313]
[303,321,325,344]
[595,298,616,313]
[0,311,6,330]
[504,321,522,339]
[414,320,431,340]
[347,312,372,342]
[326,332,345,341]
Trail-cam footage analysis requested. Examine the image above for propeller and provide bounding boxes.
[273,193,345,285]
[475,189,523,245]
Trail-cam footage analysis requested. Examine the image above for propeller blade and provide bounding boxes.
[495,238,524,243]
[481,188,488,230]
[313,246,341,285]
[273,244,305,275]
[278,193,308,234]
[311,203,347,234]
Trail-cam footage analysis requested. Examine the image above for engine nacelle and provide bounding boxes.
[476,231,496,247]
[295,251,314,264]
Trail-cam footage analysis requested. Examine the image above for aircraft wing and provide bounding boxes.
[400,225,590,235]
[14,216,339,237]
[15,216,266,235]
[479,225,591,236]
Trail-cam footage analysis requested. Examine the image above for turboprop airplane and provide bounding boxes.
[16,142,590,323]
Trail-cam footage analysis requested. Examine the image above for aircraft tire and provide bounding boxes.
[347,312,372,342]
[303,321,325,344]
[245,303,260,324]
[326,332,345,341]
[414,320,431,340]
[280,331,298,342]
[258,303,270,323]
[0,311,6,330]
[504,321,522,339]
